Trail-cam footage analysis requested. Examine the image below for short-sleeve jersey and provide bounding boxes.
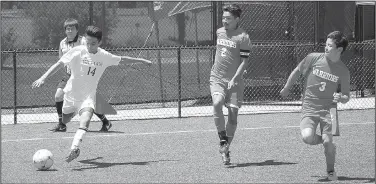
[59,35,86,74]
[298,53,350,112]
[58,45,121,101]
[211,27,251,82]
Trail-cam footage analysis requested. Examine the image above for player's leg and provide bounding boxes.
[54,79,66,124]
[95,113,112,132]
[211,81,227,144]
[49,96,74,132]
[210,79,231,165]
[300,116,323,145]
[94,93,114,131]
[321,115,337,181]
[225,80,244,146]
[212,93,227,142]
[223,81,243,165]
[55,88,64,123]
[226,107,238,146]
[66,105,94,163]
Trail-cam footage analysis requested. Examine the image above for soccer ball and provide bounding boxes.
[33,149,54,170]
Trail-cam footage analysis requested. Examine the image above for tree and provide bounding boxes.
[21,1,118,48]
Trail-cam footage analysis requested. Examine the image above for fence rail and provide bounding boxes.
[1,42,375,124]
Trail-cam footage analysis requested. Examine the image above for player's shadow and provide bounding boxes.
[227,159,297,168]
[72,157,179,171]
[37,168,58,172]
[312,175,375,183]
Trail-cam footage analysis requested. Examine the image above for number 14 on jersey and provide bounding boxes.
[87,67,96,76]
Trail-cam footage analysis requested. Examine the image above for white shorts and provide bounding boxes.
[62,95,96,115]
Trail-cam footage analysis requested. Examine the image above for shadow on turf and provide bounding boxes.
[312,175,375,183]
[226,159,297,168]
[72,157,179,171]
[37,168,58,172]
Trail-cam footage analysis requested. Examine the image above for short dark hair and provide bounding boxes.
[327,31,348,53]
[64,18,79,30]
[85,26,102,42]
[223,4,242,18]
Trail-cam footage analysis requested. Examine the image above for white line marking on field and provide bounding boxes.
[2,122,374,143]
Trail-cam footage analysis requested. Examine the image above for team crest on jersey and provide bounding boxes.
[217,39,236,48]
[81,56,103,66]
[312,68,339,83]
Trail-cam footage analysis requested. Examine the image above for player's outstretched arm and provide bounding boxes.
[32,62,64,89]
[280,66,301,97]
[120,56,152,66]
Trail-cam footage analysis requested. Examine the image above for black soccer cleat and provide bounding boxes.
[49,123,67,132]
[100,121,112,132]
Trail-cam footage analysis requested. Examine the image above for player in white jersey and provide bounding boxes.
[32,26,152,162]
[210,4,251,165]
[52,18,114,132]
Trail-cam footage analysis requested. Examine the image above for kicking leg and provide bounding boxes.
[66,107,93,163]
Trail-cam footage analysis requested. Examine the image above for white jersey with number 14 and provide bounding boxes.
[58,45,121,101]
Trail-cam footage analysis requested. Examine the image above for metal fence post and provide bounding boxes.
[177,47,182,118]
[101,1,106,45]
[211,1,217,66]
[314,2,320,52]
[13,50,17,124]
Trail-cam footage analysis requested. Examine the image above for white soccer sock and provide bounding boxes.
[71,128,87,150]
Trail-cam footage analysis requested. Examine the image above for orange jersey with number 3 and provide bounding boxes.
[298,53,350,115]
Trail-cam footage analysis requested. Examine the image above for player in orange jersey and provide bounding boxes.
[210,4,252,165]
[280,31,350,180]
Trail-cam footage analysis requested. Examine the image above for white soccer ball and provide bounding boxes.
[33,149,54,170]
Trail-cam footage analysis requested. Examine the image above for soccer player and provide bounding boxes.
[52,18,114,132]
[210,4,251,165]
[32,26,152,162]
[280,31,350,180]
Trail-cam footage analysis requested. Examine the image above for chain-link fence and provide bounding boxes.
[1,1,374,124]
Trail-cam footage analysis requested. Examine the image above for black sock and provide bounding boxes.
[95,113,108,124]
[218,131,228,142]
[56,101,63,123]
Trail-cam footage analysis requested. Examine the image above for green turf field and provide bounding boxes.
[1,110,374,183]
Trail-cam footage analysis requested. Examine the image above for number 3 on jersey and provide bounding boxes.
[220,48,227,57]
[319,82,326,91]
[87,67,96,76]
